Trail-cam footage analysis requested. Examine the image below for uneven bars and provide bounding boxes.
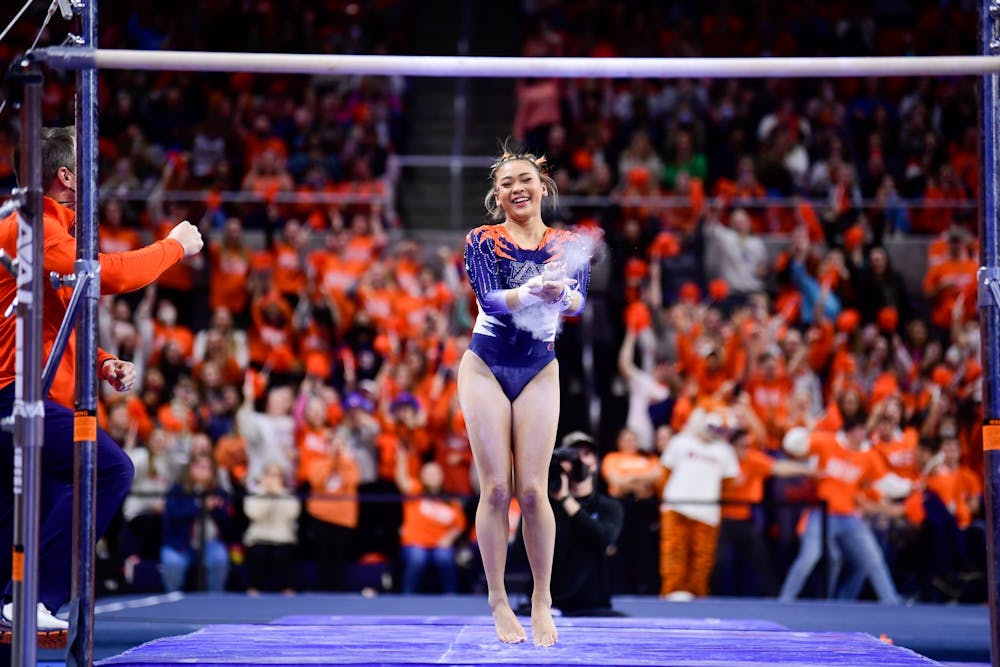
[33,47,1000,78]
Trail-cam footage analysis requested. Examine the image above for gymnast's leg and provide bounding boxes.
[512,359,560,646]
[457,351,523,643]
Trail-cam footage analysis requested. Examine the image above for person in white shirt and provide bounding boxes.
[618,329,672,453]
[237,376,296,493]
[703,208,768,299]
[658,408,740,599]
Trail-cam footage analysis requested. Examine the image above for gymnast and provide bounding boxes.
[457,144,590,646]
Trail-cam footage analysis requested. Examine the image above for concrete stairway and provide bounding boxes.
[396,1,520,232]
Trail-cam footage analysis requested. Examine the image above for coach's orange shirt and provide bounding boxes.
[0,198,183,407]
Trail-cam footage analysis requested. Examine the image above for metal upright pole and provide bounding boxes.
[69,0,100,664]
[979,3,1000,666]
[11,57,46,667]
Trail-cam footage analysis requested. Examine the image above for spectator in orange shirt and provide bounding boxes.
[248,291,296,374]
[268,218,310,306]
[149,299,195,366]
[208,217,251,320]
[905,437,980,601]
[601,428,661,595]
[779,418,908,603]
[394,444,467,594]
[712,427,812,596]
[745,350,793,450]
[922,228,977,336]
[869,397,919,481]
[940,431,982,528]
[296,393,334,486]
[98,198,142,254]
[433,397,475,497]
[304,431,361,592]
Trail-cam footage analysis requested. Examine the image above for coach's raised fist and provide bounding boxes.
[167,220,204,257]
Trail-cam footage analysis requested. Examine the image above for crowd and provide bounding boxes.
[0,1,987,603]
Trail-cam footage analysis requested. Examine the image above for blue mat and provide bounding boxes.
[270,614,789,631]
[96,619,940,666]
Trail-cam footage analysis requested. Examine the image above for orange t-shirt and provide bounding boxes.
[208,241,250,313]
[297,425,330,485]
[356,284,396,329]
[270,242,308,297]
[435,430,474,496]
[955,465,982,529]
[214,433,248,486]
[343,234,379,268]
[151,322,195,364]
[922,258,977,329]
[0,198,183,407]
[807,430,888,516]
[721,449,775,520]
[872,430,919,481]
[601,451,661,498]
[746,374,793,449]
[306,452,360,528]
[399,480,467,549]
[926,467,969,527]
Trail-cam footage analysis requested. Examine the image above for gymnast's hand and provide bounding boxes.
[167,220,205,257]
[101,359,137,392]
[530,261,577,303]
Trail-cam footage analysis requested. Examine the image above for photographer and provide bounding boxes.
[548,432,625,616]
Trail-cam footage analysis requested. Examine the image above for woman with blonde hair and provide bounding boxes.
[458,144,591,645]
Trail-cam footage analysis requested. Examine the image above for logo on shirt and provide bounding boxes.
[509,260,542,286]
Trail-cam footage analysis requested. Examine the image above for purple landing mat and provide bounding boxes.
[95,621,940,667]
[270,615,789,631]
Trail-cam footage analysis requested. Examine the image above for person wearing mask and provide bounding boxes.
[548,432,624,616]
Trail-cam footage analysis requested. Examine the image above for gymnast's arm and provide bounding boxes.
[463,232,542,315]
[561,251,591,316]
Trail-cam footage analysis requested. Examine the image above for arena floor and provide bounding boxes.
[5,592,988,666]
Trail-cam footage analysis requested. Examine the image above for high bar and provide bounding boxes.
[31,47,1000,78]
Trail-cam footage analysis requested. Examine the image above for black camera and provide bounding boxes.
[548,447,590,493]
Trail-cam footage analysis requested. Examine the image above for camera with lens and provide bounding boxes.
[548,447,590,493]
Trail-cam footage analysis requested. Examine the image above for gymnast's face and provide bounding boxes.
[494,160,547,222]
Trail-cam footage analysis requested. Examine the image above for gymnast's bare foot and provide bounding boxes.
[531,599,558,647]
[489,600,526,644]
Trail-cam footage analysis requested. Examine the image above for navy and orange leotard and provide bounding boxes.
[463,224,591,401]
